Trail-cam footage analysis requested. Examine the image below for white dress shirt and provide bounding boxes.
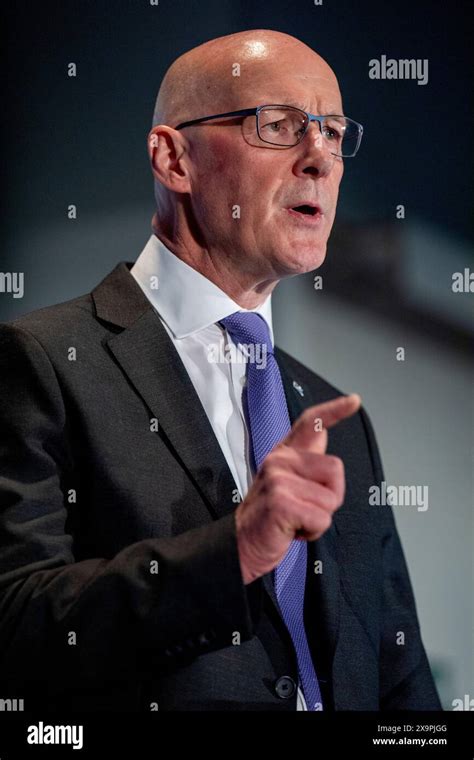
[131,234,307,711]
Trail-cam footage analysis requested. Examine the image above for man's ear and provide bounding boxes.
[147,126,191,194]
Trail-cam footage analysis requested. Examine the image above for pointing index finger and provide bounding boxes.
[284,393,362,452]
[312,393,362,430]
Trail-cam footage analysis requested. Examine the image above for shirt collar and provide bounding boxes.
[130,234,274,344]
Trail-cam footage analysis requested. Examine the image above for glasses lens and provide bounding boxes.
[257,107,308,146]
[257,108,362,155]
[322,116,361,157]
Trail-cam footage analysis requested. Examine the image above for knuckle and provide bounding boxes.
[326,491,340,512]
[261,457,290,490]
[265,449,288,468]
[326,455,344,477]
[260,454,278,476]
[320,510,333,533]
[264,469,284,494]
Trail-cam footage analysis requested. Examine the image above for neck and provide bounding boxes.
[151,214,280,310]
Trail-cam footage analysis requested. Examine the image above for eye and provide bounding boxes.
[322,119,345,141]
[262,120,284,132]
[322,126,341,141]
[262,118,304,135]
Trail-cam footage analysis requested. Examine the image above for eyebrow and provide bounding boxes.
[265,99,342,114]
[266,98,308,110]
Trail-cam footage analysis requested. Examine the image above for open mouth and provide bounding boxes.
[291,204,318,216]
[286,203,322,222]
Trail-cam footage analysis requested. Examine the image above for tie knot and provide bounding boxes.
[219,311,274,355]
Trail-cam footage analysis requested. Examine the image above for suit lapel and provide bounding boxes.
[93,263,239,524]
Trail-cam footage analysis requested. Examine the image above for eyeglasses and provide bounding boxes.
[175,104,364,158]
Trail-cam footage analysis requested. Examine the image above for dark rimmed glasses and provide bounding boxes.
[175,104,363,158]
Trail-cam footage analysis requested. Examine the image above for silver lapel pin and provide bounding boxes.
[292,380,305,397]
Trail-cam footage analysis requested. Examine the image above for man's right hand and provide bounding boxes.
[235,393,361,585]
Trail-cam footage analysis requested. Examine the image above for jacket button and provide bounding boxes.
[274,676,296,699]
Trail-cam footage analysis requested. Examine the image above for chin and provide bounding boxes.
[279,241,328,275]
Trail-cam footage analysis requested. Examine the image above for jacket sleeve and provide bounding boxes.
[359,406,442,710]
[0,322,263,693]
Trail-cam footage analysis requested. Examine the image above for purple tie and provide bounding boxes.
[219,311,323,711]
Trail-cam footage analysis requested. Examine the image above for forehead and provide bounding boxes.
[237,72,342,113]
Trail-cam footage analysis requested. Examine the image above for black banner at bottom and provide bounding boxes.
[0,710,472,758]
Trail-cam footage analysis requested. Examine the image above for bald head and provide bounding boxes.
[153,30,340,129]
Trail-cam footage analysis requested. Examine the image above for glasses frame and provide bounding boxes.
[174,104,364,157]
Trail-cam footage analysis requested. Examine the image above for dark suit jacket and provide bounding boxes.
[0,262,441,711]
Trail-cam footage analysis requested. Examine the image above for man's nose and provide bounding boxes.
[292,122,335,178]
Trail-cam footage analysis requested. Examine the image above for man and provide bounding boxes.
[0,30,440,711]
